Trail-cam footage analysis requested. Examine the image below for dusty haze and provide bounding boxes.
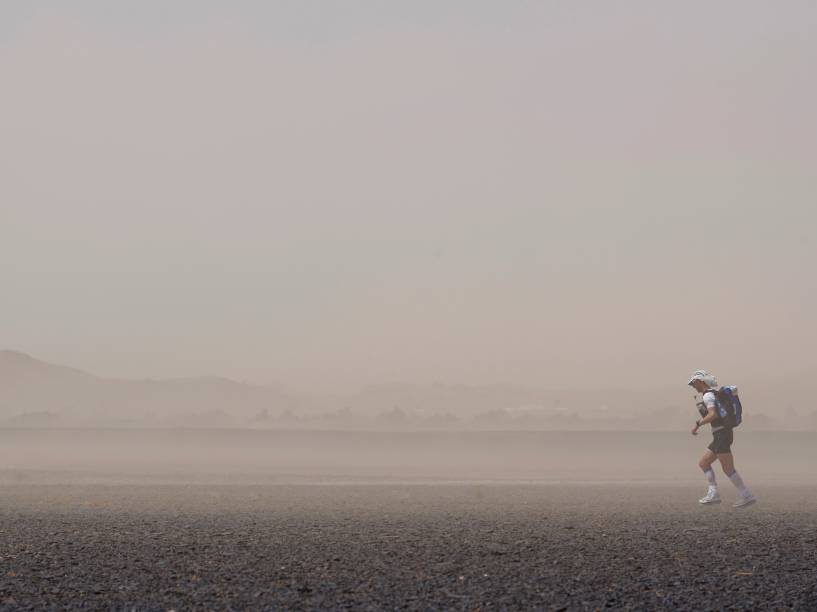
[3,429,817,486]
[3,2,816,394]
[2,8,816,610]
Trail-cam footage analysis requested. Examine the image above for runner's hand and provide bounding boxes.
[691,424,699,436]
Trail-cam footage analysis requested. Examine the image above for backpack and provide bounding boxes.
[711,386,743,428]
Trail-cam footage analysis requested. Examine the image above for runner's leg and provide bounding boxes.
[719,452,754,502]
[699,450,718,487]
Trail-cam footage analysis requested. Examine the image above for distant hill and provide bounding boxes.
[0,350,298,426]
[1,350,812,430]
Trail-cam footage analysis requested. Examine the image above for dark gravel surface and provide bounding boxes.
[1,483,816,610]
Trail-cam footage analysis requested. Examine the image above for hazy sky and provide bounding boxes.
[2,1,815,392]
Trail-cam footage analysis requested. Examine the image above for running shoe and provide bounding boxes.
[699,487,721,505]
[733,493,757,509]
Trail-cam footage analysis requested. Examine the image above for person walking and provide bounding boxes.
[688,370,757,508]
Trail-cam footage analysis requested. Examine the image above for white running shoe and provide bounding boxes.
[734,493,757,509]
[699,487,721,505]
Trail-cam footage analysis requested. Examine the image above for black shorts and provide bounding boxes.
[708,428,734,454]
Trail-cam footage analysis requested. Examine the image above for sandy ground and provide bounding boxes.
[1,483,816,610]
[3,429,816,484]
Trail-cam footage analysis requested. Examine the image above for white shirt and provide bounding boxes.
[703,390,724,432]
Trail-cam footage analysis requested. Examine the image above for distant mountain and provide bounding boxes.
[0,350,96,385]
[2,350,811,429]
[0,350,298,426]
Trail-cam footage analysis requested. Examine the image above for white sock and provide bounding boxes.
[703,468,717,488]
[728,471,751,496]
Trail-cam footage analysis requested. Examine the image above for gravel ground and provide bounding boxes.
[1,483,816,610]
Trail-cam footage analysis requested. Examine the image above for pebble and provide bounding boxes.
[0,483,815,610]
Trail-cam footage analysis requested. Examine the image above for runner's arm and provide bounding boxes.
[696,406,718,426]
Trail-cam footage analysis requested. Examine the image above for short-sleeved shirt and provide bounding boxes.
[703,390,726,432]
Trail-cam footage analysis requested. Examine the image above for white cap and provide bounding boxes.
[687,369,718,388]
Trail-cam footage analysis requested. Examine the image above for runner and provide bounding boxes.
[688,370,757,508]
